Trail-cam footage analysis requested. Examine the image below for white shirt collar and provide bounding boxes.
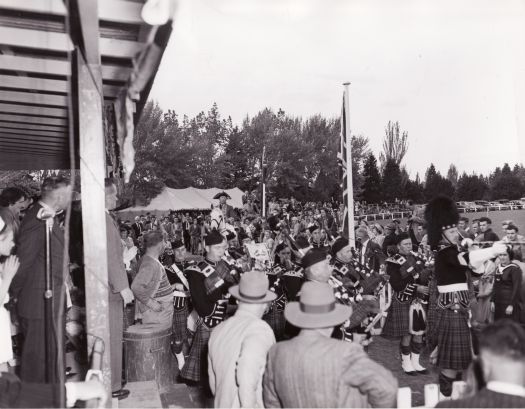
[487,381,525,398]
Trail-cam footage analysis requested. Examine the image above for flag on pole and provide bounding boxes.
[338,85,355,245]
[337,94,349,238]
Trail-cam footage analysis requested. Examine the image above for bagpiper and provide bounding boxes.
[262,243,292,340]
[424,196,507,398]
[330,237,379,348]
[180,229,233,385]
[161,239,193,370]
[382,232,430,375]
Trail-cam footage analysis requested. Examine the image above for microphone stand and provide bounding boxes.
[40,211,55,383]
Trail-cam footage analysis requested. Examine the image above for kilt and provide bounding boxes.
[426,278,438,347]
[180,321,211,382]
[172,304,189,352]
[382,297,410,337]
[263,309,286,341]
[435,307,472,370]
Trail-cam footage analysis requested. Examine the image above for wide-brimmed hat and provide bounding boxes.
[213,191,231,200]
[285,282,352,329]
[229,270,277,304]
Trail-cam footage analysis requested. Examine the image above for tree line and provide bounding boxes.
[126,101,525,205]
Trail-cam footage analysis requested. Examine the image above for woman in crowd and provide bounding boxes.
[0,211,20,371]
[492,247,522,322]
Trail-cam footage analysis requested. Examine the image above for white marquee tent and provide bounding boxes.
[117,187,245,219]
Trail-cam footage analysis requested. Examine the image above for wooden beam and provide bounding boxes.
[0,0,144,25]
[0,103,67,118]
[0,135,67,147]
[0,74,68,93]
[0,127,67,138]
[76,45,114,403]
[0,26,143,59]
[0,149,65,158]
[0,55,132,82]
[0,113,67,127]
[0,90,68,107]
[0,141,67,153]
[0,121,67,132]
[0,154,68,170]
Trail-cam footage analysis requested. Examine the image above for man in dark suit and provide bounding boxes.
[381,222,398,256]
[105,179,135,400]
[356,227,385,272]
[131,216,142,238]
[10,176,72,383]
[437,320,525,408]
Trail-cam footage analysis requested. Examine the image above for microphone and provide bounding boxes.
[37,207,55,228]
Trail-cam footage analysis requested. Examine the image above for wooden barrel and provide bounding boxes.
[124,323,177,389]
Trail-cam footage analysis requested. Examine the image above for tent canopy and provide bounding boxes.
[118,187,245,218]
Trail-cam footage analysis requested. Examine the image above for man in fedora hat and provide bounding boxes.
[263,282,397,408]
[208,270,277,408]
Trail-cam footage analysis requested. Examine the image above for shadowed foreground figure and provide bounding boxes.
[263,281,397,408]
[437,319,525,408]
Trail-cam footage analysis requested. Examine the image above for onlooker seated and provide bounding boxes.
[436,320,525,408]
[131,231,173,328]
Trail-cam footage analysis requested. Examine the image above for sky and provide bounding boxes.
[149,0,525,179]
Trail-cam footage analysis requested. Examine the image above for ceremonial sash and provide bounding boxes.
[171,263,190,291]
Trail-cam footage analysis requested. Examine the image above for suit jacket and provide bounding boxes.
[263,332,397,408]
[360,240,385,272]
[106,213,130,302]
[220,203,237,220]
[131,222,142,238]
[11,203,66,320]
[0,372,61,408]
[436,387,525,408]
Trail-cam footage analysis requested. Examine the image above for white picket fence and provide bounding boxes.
[397,381,467,408]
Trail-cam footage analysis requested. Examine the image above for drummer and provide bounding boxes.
[131,231,174,329]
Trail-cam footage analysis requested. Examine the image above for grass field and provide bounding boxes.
[373,209,525,238]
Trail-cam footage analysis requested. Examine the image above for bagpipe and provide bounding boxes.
[349,249,389,297]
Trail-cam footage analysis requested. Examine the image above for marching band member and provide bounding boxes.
[263,243,293,340]
[382,232,430,375]
[180,230,233,386]
[161,239,194,370]
[424,196,507,398]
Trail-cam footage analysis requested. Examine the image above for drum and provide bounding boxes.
[124,323,177,390]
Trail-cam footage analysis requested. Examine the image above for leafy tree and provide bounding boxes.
[424,163,455,200]
[379,121,408,169]
[361,153,382,203]
[446,164,459,187]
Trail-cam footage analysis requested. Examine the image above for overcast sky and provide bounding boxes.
[149,0,525,178]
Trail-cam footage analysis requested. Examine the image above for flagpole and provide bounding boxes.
[343,82,356,248]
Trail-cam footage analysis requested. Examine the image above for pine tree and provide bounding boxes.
[362,153,382,203]
[381,159,403,202]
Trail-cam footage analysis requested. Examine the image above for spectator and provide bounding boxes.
[382,223,398,256]
[471,219,480,238]
[0,187,31,236]
[189,219,201,254]
[263,282,397,408]
[132,231,173,328]
[491,248,522,322]
[355,227,385,272]
[208,270,276,408]
[436,320,525,408]
[370,223,385,247]
[0,212,19,372]
[503,224,524,262]
[477,217,500,243]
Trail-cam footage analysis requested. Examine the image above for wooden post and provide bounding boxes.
[71,0,113,403]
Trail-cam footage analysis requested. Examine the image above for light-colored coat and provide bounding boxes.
[263,331,397,408]
[208,309,275,408]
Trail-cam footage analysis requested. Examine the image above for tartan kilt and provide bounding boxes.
[426,279,439,349]
[263,309,286,341]
[435,307,472,370]
[382,297,411,337]
[180,321,211,382]
[172,304,189,347]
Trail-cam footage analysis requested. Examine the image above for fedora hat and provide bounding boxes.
[285,282,352,329]
[229,270,277,304]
